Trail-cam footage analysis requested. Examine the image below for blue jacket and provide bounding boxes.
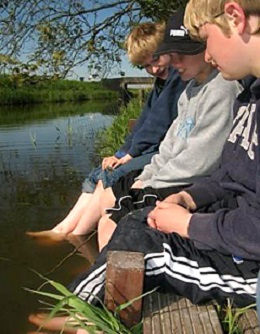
[187,77,260,261]
[115,67,186,158]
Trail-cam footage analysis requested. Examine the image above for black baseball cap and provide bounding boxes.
[154,7,206,56]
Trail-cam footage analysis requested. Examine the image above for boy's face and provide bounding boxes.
[199,23,248,80]
[198,3,257,80]
[141,54,171,80]
[169,52,212,83]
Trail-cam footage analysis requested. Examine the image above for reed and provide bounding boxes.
[26,278,144,334]
[218,298,256,334]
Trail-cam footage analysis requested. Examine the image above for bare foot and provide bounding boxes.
[28,313,102,334]
[27,332,50,334]
[27,332,51,334]
[26,230,67,245]
[28,313,77,333]
[26,230,66,238]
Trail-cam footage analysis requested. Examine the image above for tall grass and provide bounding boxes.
[218,299,256,334]
[96,97,143,157]
[27,277,257,334]
[27,278,144,334]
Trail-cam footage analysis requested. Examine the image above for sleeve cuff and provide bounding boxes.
[115,150,127,158]
[188,213,216,250]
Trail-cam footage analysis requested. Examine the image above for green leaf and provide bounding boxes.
[116,287,158,312]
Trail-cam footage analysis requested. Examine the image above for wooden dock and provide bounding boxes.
[105,251,259,334]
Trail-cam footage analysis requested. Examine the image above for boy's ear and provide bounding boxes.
[224,2,246,34]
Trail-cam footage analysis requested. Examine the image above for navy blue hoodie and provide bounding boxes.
[115,67,186,158]
[186,77,260,261]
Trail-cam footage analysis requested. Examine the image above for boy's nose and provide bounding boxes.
[150,65,161,74]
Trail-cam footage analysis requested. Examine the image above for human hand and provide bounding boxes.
[131,180,143,189]
[113,153,133,168]
[163,191,196,211]
[147,202,192,237]
[101,156,119,170]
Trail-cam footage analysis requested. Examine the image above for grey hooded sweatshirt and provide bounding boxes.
[137,69,242,188]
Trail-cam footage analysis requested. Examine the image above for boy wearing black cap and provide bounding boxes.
[97,7,241,248]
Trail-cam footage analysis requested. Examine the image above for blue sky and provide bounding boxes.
[70,0,149,80]
[14,0,150,81]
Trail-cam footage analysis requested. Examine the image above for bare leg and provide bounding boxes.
[52,193,93,234]
[27,182,116,239]
[26,193,93,240]
[71,183,116,236]
[97,215,117,251]
[66,233,99,264]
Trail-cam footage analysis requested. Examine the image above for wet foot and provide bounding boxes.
[26,230,67,245]
[28,313,102,334]
[28,313,77,333]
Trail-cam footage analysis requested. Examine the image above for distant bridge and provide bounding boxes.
[101,76,155,91]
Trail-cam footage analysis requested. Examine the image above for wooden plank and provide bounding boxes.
[195,303,223,334]
[103,251,259,334]
[104,251,144,328]
[237,309,259,334]
[143,292,223,334]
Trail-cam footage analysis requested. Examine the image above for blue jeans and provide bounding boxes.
[82,152,157,193]
[257,270,260,323]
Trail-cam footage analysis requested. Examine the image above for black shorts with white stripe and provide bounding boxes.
[69,207,259,308]
[108,169,187,223]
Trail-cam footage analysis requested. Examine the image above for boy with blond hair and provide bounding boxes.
[185,0,260,320]
[28,22,185,238]
[126,21,165,64]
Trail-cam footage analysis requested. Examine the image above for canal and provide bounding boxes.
[0,100,115,334]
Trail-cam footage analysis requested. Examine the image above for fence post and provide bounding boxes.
[104,251,145,328]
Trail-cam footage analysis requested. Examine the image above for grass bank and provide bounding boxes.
[0,75,118,105]
[96,97,143,157]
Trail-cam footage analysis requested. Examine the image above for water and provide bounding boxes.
[0,101,115,334]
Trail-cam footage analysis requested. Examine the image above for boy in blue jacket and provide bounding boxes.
[27,22,185,238]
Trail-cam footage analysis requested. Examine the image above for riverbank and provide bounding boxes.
[96,97,143,157]
[0,75,118,105]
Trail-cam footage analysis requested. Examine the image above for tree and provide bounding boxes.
[0,0,187,79]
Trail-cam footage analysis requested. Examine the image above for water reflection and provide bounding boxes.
[0,101,115,334]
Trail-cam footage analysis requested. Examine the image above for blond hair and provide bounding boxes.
[125,22,165,65]
[184,0,260,40]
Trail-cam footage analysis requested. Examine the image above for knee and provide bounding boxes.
[96,180,104,190]
[98,215,109,233]
[98,215,117,251]
[101,187,116,211]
